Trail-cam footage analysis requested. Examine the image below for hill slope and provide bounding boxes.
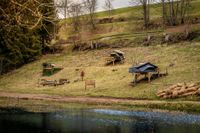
[1,1,200,104]
[58,0,200,43]
[0,42,200,100]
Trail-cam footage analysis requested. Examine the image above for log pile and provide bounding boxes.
[157,83,200,99]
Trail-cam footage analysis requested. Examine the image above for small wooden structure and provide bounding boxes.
[105,50,125,65]
[42,63,63,76]
[40,79,58,86]
[85,80,96,90]
[39,78,69,86]
[43,63,56,75]
[58,79,70,85]
[129,62,160,84]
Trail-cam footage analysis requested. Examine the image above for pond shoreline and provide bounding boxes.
[1,92,200,114]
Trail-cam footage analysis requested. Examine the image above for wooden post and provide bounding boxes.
[166,67,168,75]
[145,73,147,78]
[148,72,151,83]
[134,73,138,84]
[90,41,93,50]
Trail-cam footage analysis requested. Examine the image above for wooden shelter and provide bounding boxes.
[42,63,63,76]
[129,62,160,84]
[43,63,56,75]
[105,50,125,65]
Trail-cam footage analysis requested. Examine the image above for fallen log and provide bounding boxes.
[180,91,197,97]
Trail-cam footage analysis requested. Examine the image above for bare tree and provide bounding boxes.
[3,0,58,30]
[130,0,151,28]
[56,0,71,19]
[83,0,98,30]
[104,0,114,18]
[161,0,167,25]
[68,3,83,32]
[0,0,57,72]
[161,0,191,26]
[180,0,191,24]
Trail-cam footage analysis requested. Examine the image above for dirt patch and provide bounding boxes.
[166,23,200,34]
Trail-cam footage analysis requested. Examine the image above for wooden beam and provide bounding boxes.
[134,73,138,84]
[148,72,152,83]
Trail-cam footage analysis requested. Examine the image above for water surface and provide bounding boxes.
[0,109,200,133]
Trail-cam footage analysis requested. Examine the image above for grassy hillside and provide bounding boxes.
[58,0,200,43]
[0,1,200,102]
[0,42,200,100]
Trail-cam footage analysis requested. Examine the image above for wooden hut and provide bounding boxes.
[42,63,63,76]
[129,62,159,84]
[105,50,125,65]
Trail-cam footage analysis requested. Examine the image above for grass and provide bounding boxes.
[1,96,200,113]
[1,1,200,113]
[58,0,200,42]
[0,42,200,100]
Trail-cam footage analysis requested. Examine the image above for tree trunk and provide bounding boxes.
[0,58,3,75]
[143,0,149,28]
[162,0,167,25]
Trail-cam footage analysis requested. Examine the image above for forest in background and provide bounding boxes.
[0,0,56,73]
[0,0,199,74]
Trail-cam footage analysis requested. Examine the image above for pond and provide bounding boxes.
[0,109,200,133]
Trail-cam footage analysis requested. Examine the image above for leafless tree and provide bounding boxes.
[68,3,83,32]
[161,0,167,25]
[2,0,57,31]
[83,0,98,30]
[104,0,114,18]
[130,0,151,28]
[56,0,71,19]
[179,0,191,24]
[161,0,191,26]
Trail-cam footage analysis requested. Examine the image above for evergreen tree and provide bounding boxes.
[0,0,57,73]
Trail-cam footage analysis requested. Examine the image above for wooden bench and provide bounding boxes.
[85,80,96,90]
[58,79,70,85]
[40,79,57,86]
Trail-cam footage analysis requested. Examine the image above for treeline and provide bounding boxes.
[57,0,193,32]
[57,0,98,31]
[0,0,56,74]
[133,0,192,28]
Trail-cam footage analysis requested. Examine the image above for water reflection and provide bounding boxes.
[0,109,200,133]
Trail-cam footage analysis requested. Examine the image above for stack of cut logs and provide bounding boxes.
[157,83,200,99]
